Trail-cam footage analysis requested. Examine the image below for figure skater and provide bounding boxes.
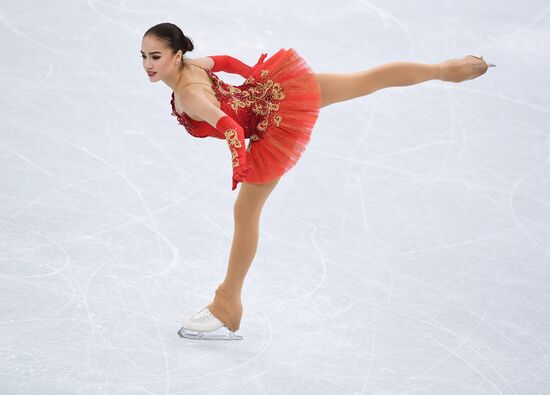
[140,22,495,340]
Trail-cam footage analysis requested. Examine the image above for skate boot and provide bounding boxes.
[438,55,496,83]
[177,306,243,340]
[178,284,244,340]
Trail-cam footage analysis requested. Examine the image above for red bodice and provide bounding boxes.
[170,70,267,141]
[170,67,290,149]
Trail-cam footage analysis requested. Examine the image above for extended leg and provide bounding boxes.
[315,61,440,108]
[207,177,281,332]
[315,55,492,108]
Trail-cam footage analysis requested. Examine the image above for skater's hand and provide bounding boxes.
[232,165,251,191]
[249,53,267,77]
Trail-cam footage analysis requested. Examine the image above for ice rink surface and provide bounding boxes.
[1,0,549,394]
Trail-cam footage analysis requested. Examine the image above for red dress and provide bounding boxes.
[170,48,321,185]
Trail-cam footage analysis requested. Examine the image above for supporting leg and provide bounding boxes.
[207,177,281,331]
[315,61,440,108]
[222,219,260,294]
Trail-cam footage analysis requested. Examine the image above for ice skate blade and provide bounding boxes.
[177,327,243,340]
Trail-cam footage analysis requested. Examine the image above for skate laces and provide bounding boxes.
[190,307,212,319]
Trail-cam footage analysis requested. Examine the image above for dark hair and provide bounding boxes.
[144,23,194,60]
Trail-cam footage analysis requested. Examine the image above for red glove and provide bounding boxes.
[215,115,251,190]
[209,53,267,79]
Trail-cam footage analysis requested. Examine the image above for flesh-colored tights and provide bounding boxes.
[208,60,440,332]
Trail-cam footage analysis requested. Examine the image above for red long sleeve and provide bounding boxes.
[215,115,251,190]
[209,53,268,79]
[209,55,252,78]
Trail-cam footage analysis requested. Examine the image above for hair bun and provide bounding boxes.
[183,35,194,53]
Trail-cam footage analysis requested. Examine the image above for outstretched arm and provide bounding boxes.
[181,88,251,190]
[208,53,267,79]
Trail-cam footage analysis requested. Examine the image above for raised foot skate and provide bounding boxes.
[177,306,244,341]
[438,55,496,83]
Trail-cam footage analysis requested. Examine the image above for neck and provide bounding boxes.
[164,61,190,91]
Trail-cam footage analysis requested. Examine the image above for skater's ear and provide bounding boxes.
[181,87,230,129]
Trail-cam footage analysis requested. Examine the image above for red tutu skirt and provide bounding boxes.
[239,48,321,184]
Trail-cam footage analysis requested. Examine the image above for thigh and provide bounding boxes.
[315,72,379,108]
[234,177,281,218]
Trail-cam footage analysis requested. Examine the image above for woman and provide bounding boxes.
[140,22,495,340]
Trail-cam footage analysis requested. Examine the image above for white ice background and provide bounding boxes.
[1,0,549,394]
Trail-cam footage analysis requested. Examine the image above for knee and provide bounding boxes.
[233,201,261,224]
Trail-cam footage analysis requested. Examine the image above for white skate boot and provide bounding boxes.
[177,306,243,340]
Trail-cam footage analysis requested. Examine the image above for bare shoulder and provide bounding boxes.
[186,56,214,71]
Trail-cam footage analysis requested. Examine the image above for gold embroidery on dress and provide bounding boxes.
[224,128,241,167]
[212,69,286,151]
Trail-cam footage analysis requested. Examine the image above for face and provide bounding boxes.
[140,35,181,82]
